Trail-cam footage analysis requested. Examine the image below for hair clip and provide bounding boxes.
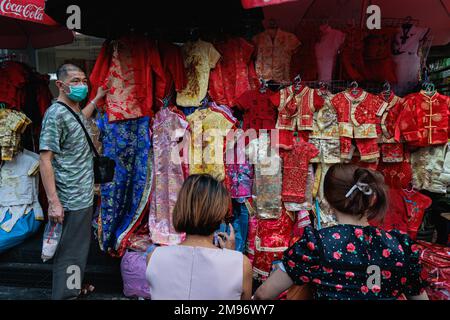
[345,182,373,198]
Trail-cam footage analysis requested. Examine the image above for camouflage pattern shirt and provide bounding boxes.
[39,102,94,211]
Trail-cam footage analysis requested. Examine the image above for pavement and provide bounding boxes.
[0,286,132,300]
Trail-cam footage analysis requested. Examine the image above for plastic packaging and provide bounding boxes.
[41,221,62,262]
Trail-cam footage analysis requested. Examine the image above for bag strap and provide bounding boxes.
[56,101,100,158]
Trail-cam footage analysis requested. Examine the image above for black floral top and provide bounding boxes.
[282,225,427,300]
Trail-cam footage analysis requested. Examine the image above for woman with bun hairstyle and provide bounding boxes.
[254,164,428,300]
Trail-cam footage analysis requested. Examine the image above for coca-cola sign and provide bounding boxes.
[0,0,45,22]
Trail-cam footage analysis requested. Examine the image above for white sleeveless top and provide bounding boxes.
[146,245,243,300]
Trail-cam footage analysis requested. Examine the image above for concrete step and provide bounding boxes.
[0,286,131,300]
[0,225,124,295]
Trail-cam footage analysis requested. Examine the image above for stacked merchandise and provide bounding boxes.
[0,60,52,253]
[0,108,31,161]
[0,109,43,253]
[87,24,448,298]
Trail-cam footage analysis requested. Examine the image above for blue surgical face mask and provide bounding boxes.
[65,84,88,102]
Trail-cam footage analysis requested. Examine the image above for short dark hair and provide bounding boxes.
[324,164,388,222]
[173,174,230,236]
[56,63,84,81]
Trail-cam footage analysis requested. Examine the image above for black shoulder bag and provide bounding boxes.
[57,101,115,184]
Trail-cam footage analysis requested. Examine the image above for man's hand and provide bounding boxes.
[40,151,64,224]
[48,200,64,224]
[95,85,109,101]
[217,224,236,250]
[82,85,110,118]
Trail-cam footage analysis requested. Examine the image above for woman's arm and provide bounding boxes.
[241,256,253,300]
[253,268,294,300]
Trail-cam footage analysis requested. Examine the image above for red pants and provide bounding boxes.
[341,137,379,161]
[253,210,295,279]
[381,144,404,163]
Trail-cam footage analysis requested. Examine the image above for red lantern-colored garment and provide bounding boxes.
[208,37,254,107]
[395,91,450,147]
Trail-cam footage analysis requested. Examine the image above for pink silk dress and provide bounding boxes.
[149,107,189,245]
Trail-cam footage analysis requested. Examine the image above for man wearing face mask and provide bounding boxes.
[39,64,108,300]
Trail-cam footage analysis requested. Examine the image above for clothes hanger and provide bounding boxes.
[402,16,413,30]
[259,78,268,94]
[403,182,415,193]
[318,81,331,97]
[381,81,391,101]
[293,74,302,93]
[198,95,210,110]
[424,83,436,96]
[187,26,201,42]
[348,81,360,96]
[400,16,414,44]
[267,19,278,30]
[421,78,436,96]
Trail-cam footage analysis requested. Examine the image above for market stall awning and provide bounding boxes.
[0,0,74,49]
[241,0,299,9]
[262,0,450,45]
[44,0,263,40]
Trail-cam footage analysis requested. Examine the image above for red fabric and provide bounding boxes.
[379,95,404,138]
[90,36,165,121]
[350,157,379,171]
[342,137,380,162]
[278,130,309,147]
[253,210,295,278]
[396,91,450,147]
[234,89,277,132]
[415,240,450,300]
[370,189,431,240]
[88,40,113,108]
[0,61,28,108]
[377,160,413,189]
[403,190,432,240]
[246,205,258,264]
[241,0,298,9]
[271,85,324,131]
[340,27,367,81]
[154,42,187,110]
[377,94,405,162]
[363,28,398,83]
[35,73,53,117]
[209,38,254,107]
[247,60,260,91]
[280,141,319,203]
[380,144,404,162]
[332,89,387,160]
[371,188,409,234]
[290,27,319,81]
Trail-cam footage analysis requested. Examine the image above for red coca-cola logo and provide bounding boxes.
[0,0,44,22]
